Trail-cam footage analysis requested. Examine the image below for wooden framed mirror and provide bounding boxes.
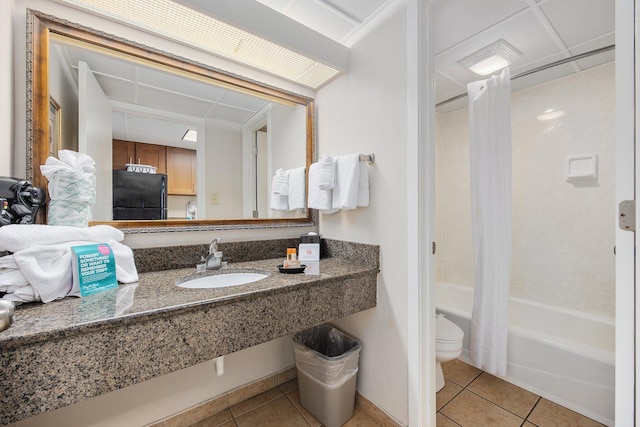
[27,10,315,232]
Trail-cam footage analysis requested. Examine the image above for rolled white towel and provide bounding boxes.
[270,193,288,211]
[272,168,289,195]
[318,155,336,190]
[308,163,338,214]
[288,167,306,211]
[0,224,124,253]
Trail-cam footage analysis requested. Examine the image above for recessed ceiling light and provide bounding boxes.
[182,129,197,142]
[458,39,522,76]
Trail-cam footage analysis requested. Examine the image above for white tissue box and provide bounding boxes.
[126,164,157,174]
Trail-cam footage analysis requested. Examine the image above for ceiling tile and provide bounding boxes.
[136,85,214,117]
[136,67,226,102]
[114,113,197,146]
[208,104,257,123]
[67,48,137,82]
[95,75,135,104]
[218,90,269,112]
[433,0,530,54]
[539,0,614,48]
[436,10,560,92]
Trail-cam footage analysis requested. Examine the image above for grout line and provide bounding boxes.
[524,397,542,423]
[440,412,463,426]
[283,392,313,427]
[464,388,526,423]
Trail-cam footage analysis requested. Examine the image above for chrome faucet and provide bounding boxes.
[205,238,223,270]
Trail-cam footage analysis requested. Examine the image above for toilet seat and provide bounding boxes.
[436,316,463,342]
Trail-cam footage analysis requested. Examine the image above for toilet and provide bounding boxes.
[435,315,464,391]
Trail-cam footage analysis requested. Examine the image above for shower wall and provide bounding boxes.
[435,62,615,318]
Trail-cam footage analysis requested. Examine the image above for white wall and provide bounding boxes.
[2,0,15,176]
[315,3,409,424]
[204,118,243,219]
[436,62,616,318]
[49,44,78,151]
[268,103,308,219]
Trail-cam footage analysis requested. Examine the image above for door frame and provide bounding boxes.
[615,0,636,424]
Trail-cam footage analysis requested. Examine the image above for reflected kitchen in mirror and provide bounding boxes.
[28,11,315,231]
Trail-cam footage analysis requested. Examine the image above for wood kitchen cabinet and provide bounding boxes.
[112,140,196,195]
[112,140,135,171]
[112,140,166,174]
[166,146,197,195]
[136,143,167,174]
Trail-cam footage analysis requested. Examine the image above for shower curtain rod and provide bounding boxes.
[436,44,615,108]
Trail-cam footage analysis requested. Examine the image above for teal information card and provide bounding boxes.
[71,243,118,296]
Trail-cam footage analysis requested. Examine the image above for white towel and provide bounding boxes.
[13,240,86,303]
[318,155,336,190]
[0,224,124,253]
[0,268,30,291]
[2,239,138,304]
[308,163,339,214]
[332,154,361,210]
[272,168,289,195]
[288,167,306,211]
[357,160,370,207]
[270,192,289,211]
[2,286,37,303]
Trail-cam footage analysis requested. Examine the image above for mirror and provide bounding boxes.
[27,10,315,230]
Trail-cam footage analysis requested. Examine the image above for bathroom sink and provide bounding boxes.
[177,272,268,289]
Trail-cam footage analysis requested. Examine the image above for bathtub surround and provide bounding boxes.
[0,239,379,425]
[436,62,615,318]
[467,67,513,376]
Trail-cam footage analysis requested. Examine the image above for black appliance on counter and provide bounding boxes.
[112,171,167,220]
[0,177,46,226]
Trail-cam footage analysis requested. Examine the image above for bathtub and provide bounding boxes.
[435,281,615,426]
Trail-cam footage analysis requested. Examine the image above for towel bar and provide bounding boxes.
[359,153,375,164]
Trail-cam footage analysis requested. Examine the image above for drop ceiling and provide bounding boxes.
[257,0,615,113]
[52,39,271,148]
[57,0,615,145]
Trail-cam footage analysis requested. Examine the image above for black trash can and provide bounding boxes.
[292,325,362,427]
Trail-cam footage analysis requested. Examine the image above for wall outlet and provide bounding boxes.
[210,193,219,204]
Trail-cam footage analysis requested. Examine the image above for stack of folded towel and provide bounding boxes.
[0,224,139,304]
[270,166,307,211]
[308,153,370,213]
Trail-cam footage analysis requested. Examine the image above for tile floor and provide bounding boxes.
[189,377,383,427]
[189,358,607,427]
[437,359,606,426]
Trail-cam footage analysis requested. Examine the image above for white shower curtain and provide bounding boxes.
[467,67,512,376]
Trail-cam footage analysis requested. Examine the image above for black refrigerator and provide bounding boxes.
[113,171,167,220]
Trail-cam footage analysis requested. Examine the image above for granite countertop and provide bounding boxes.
[0,257,376,350]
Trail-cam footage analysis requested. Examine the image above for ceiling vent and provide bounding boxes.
[458,39,522,76]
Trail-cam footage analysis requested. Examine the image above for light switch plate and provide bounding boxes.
[210,193,219,204]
